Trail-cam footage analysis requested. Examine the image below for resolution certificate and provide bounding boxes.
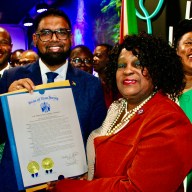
[1,82,87,190]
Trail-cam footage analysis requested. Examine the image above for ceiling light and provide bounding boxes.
[23,16,33,27]
[36,2,48,13]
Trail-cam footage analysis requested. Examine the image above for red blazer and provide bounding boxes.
[55,92,192,192]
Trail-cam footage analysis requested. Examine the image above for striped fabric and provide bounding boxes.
[0,143,5,162]
[119,0,138,43]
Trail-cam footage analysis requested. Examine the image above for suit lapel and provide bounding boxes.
[24,62,43,85]
[66,64,82,97]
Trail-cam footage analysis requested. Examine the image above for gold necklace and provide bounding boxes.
[106,92,156,136]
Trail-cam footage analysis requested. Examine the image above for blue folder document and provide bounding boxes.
[0,81,87,191]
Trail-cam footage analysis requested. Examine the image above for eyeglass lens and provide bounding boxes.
[0,40,11,46]
[72,58,92,66]
[37,29,70,42]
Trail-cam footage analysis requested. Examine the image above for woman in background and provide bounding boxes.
[174,19,192,122]
[174,18,192,192]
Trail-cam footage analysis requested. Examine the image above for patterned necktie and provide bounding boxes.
[46,72,58,83]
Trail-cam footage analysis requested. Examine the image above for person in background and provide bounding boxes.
[93,43,112,82]
[0,27,12,76]
[174,19,192,120]
[0,8,107,192]
[93,43,119,108]
[173,18,192,192]
[19,49,39,66]
[10,49,24,67]
[52,32,192,192]
[0,27,12,163]
[70,45,93,74]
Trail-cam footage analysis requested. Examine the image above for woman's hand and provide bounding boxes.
[45,173,88,191]
[46,181,58,192]
[78,173,88,180]
[69,173,88,180]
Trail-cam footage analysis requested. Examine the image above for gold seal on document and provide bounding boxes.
[42,157,54,171]
[27,161,40,176]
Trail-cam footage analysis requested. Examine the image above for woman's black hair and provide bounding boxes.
[106,32,185,101]
[173,19,192,49]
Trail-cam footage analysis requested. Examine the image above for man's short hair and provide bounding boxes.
[33,8,72,31]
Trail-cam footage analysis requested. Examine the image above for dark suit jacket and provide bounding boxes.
[0,61,107,192]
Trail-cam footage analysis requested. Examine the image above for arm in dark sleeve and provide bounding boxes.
[0,70,9,143]
[89,79,107,131]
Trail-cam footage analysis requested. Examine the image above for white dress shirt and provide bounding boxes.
[39,58,68,84]
[0,63,11,77]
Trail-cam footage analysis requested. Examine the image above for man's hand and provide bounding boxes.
[8,78,35,93]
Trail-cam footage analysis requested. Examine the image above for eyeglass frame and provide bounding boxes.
[35,28,71,42]
[0,40,12,46]
[70,57,93,66]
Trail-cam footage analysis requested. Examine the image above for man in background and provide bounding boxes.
[0,27,12,76]
[10,49,24,67]
[19,50,39,65]
[93,43,116,108]
[93,43,112,83]
[0,27,12,163]
[70,45,93,74]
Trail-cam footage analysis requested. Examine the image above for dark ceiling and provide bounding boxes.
[0,0,101,25]
[0,0,102,51]
[0,0,65,24]
[0,0,191,50]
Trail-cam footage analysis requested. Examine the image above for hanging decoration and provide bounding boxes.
[119,0,138,43]
[136,0,164,34]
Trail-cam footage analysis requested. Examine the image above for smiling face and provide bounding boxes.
[70,47,93,74]
[116,49,154,105]
[176,32,192,75]
[0,29,12,70]
[33,15,72,69]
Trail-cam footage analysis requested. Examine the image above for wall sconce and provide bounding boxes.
[23,15,34,27]
[36,1,48,13]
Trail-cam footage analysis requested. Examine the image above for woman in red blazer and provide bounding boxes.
[53,32,192,192]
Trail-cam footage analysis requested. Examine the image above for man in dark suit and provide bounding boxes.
[0,8,107,192]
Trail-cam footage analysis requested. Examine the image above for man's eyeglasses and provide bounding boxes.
[35,28,71,42]
[70,58,92,66]
[0,40,11,46]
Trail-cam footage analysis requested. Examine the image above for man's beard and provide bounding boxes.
[37,49,71,66]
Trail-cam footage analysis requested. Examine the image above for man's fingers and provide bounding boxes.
[8,78,35,93]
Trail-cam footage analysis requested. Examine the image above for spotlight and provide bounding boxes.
[36,2,48,13]
[23,16,33,27]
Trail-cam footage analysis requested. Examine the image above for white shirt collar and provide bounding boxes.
[39,58,68,84]
[0,63,11,76]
